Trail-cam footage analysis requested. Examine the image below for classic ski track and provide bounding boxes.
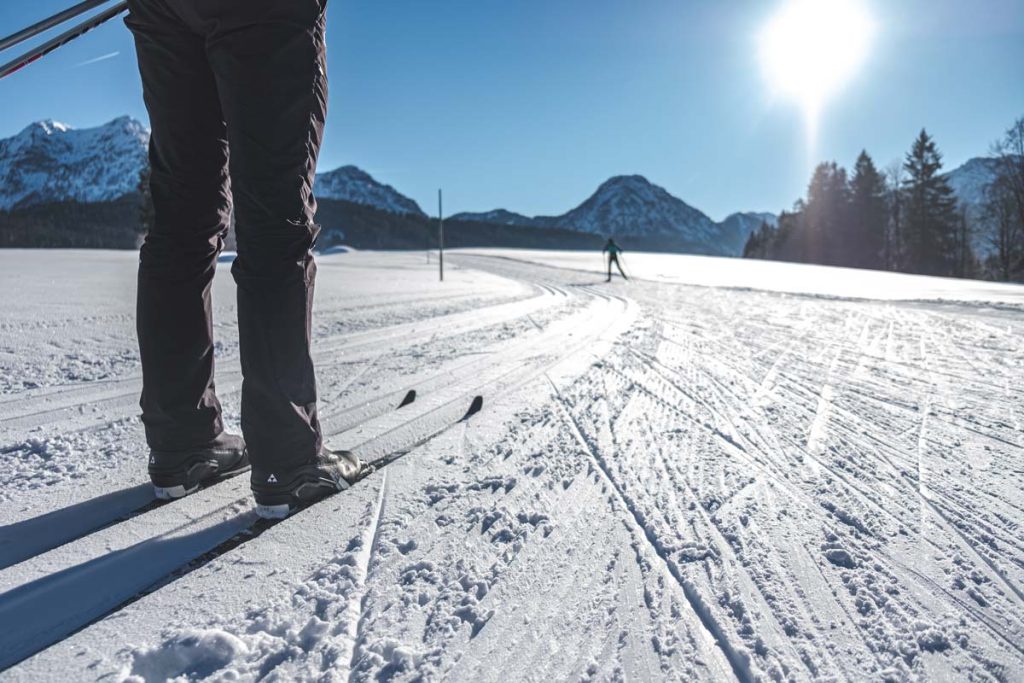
[345,467,389,682]
[0,286,559,431]
[0,287,629,671]
[590,362,815,678]
[546,375,754,683]
[0,291,606,572]
[0,300,580,570]
[0,288,513,401]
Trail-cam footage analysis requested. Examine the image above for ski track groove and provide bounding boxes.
[346,467,389,682]
[545,374,753,683]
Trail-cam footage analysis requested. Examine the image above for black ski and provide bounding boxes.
[135,388,421,518]
[188,395,484,563]
[0,389,420,571]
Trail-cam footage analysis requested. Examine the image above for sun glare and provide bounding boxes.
[759,0,874,133]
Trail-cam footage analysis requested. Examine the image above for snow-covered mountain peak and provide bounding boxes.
[22,119,72,137]
[0,117,151,210]
[313,165,425,217]
[557,173,717,242]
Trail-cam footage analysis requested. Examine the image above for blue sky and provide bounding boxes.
[1,0,1022,220]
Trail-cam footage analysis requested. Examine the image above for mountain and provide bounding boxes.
[0,118,425,218]
[941,155,1023,257]
[452,176,777,256]
[0,117,149,211]
[6,114,1006,256]
[550,175,719,242]
[717,211,779,255]
[313,165,425,217]
[450,208,541,226]
[944,156,1002,208]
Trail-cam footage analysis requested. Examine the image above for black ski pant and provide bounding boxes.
[127,0,327,474]
[607,254,627,280]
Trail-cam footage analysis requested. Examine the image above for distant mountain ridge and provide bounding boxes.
[0,118,427,218]
[453,176,777,255]
[0,116,1005,255]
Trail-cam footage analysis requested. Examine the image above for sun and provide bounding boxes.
[759,0,874,127]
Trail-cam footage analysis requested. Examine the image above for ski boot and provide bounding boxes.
[149,432,249,499]
[252,448,373,519]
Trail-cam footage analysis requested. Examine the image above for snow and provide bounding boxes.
[458,248,1024,306]
[1,249,1022,681]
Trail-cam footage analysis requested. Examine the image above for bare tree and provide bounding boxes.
[992,117,1024,229]
[986,117,1024,280]
[984,173,1024,280]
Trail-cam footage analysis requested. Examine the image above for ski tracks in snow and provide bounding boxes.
[2,252,1023,681]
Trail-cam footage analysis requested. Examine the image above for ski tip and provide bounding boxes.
[398,389,417,409]
[462,395,484,421]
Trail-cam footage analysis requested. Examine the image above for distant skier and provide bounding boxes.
[603,238,628,282]
[126,0,369,518]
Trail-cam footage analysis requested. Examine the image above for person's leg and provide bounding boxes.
[200,0,328,476]
[606,255,612,281]
[126,0,231,451]
[615,256,628,280]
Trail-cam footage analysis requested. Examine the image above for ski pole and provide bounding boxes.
[0,2,128,80]
[0,0,116,53]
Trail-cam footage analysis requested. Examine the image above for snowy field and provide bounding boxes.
[0,248,1022,682]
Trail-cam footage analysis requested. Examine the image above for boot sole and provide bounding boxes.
[151,453,251,500]
[254,477,351,520]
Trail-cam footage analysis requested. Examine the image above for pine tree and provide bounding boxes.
[902,129,960,275]
[849,150,888,269]
[742,220,777,259]
[803,161,851,265]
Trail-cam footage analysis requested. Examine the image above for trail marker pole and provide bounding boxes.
[438,189,444,282]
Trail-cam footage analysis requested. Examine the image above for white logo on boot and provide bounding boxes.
[267,474,278,484]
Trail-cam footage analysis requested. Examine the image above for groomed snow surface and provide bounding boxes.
[0,249,1022,682]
